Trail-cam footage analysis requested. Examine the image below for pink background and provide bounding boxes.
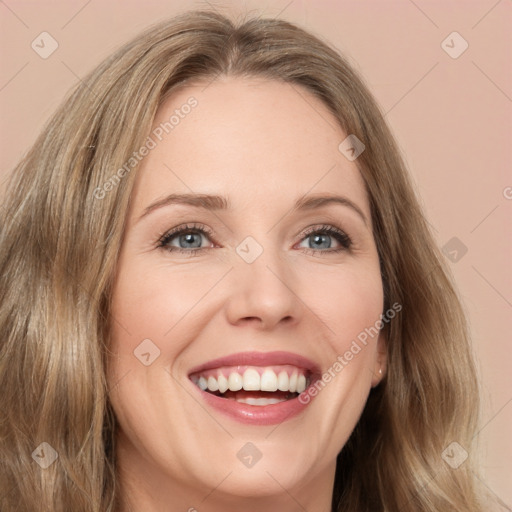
[1,0,510,505]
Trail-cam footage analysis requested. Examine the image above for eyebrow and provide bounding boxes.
[139,192,368,224]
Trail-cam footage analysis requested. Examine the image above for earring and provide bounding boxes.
[378,368,383,375]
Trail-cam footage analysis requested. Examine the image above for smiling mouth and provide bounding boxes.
[189,365,310,406]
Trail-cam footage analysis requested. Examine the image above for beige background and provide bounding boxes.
[1,0,511,505]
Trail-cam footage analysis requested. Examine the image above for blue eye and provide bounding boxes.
[157,223,352,256]
[298,225,352,253]
[169,231,204,249]
[157,223,214,257]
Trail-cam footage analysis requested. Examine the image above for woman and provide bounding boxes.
[0,9,492,512]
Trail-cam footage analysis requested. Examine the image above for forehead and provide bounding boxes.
[130,76,369,219]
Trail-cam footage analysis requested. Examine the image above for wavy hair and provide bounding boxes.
[0,10,489,511]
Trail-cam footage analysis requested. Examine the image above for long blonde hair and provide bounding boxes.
[0,10,489,511]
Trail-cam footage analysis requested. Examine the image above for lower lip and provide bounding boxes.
[195,387,313,425]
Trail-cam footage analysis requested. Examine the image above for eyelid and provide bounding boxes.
[295,224,352,251]
[157,222,216,246]
[157,222,352,255]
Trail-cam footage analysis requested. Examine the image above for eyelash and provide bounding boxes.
[156,222,352,257]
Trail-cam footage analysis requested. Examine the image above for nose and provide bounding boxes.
[223,244,302,330]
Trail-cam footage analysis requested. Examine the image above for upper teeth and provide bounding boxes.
[191,366,308,394]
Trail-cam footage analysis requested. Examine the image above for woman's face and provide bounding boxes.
[108,76,386,508]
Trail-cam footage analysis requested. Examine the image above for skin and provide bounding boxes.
[108,76,387,512]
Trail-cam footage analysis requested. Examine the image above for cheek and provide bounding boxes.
[301,262,384,353]
[288,263,383,453]
[108,258,219,365]
[299,261,383,421]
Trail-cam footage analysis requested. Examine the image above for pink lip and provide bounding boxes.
[187,351,321,426]
[188,350,321,375]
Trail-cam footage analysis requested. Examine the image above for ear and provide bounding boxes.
[371,331,387,388]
